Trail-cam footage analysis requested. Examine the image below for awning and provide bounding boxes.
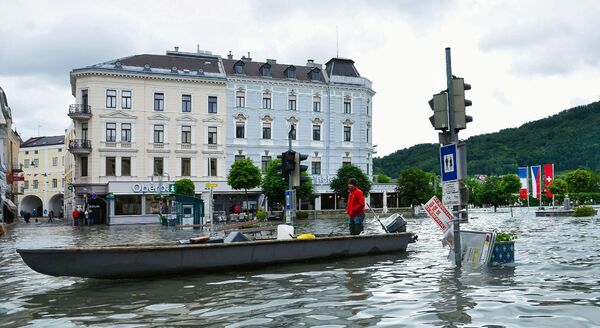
[3,199,17,210]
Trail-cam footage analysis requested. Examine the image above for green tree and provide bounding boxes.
[396,168,434,207]
[261,159,314,207]
[227,158,262,214]
[549,177,568,196]
[330,165,372,199]
[565,169,595,192]
[464,177,483,207]
[479,176,503,211]
[500,174,521,204]
[174,178,195,197]
[376,174,392,183]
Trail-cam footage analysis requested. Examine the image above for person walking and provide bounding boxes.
[72,208,80,226]
[346,178,365,235]
[48,210,54,223]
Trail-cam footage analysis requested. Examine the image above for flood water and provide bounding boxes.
[1,208,600,327]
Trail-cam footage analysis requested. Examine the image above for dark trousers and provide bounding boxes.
[349,214,365,235]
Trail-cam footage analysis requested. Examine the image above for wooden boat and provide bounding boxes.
[17,232,415,279]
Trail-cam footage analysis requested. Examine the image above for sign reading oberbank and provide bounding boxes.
[132,183,173,193]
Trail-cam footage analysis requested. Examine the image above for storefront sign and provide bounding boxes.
[132,183,172,193]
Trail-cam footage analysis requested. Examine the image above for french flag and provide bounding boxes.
[531,166,541,199]
[518,167,528,199]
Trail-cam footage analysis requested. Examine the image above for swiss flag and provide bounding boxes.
[544,164,554,198]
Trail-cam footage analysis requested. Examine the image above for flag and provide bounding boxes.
[531,166,541,199]
[518,167,528,199]
[543,164,554,198]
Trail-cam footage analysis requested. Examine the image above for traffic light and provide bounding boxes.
[292,152,310,187]
[428,92,448,130]
[276,152,290,182]
[452,77,472,131]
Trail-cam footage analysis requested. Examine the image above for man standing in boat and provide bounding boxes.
[346,178,365,235]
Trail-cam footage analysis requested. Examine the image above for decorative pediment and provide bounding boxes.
[287,116,299,124]
[367,121,372,127]
[233,113,248,122]
[341,118,354,125]
[263,88,271,95]
[99,111,137,119]
[176,115,197,122]
[203,116,224,123]
[289,89,297,96]
[344,95,352,101]
[236,86,245,92]
[260,114,274,122]
[147,113,170,121]
[311,117,323,124]
[313,92,321,98]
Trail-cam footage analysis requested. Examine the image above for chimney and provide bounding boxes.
[267,59,277,64]
[227,51,233,59]
[247,52,252,61]
[174,46,179,52]
[307,59,315,67]
[241,52,252,62]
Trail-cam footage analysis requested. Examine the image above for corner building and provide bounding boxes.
[68,50,228,224]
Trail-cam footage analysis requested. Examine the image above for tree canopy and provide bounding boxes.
[227,159,262,214]
[261,159,314,206]
[174,178,195,197]
[330,164,371,198]
[396,168,434,207]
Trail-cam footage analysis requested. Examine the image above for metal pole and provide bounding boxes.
[288,126,295,225]
[445,47,461,267]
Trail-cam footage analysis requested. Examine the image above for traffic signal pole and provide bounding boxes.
[287,126,295,225]
[445,47,462,267]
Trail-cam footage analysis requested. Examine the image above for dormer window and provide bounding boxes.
[310,68,320,81]
[286,66,296,79]
[234,61,245,74]
[260,63,271,77]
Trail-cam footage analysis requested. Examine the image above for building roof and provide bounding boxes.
[222,59,325,82]
[324,58,360,77]
[117,53,222,74]
[21,135,65,148]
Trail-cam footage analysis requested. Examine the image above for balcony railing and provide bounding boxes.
[176,143,196,151]
[99,141,136,150]
[203,144,223,153]
[68,104,92,120]
[68,139,92,154]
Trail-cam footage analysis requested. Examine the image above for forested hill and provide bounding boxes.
[374,100,600,178]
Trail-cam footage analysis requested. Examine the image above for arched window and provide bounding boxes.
[260,63,271,77]
[285,66,296,79]
[234,61,245,74]
[310,68,320,81]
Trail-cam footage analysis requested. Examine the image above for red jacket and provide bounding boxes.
[346,188,365,218]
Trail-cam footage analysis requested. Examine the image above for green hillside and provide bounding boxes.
[374,100,600,177]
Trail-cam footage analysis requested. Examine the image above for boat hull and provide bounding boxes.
[17,233,414,279]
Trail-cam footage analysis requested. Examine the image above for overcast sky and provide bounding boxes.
[2,0,600,156]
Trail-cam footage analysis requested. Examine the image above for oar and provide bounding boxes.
[366,203,389,233]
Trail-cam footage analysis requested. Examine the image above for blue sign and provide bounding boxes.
[440,144,458,182]
[285,191,291,210]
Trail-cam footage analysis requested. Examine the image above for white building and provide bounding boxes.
[68,49,228,224]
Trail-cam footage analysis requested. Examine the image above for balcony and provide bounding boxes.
[147,142,170,153]
[68,139,92,154]
[68,104,92,120]
[99,141,138,152]
[203,144,224,153]
[176,143,197,153]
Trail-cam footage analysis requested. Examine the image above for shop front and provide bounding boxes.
[107,181,181,225]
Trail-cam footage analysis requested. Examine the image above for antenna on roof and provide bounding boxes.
[197,44,200,53]
[336,25,339,58]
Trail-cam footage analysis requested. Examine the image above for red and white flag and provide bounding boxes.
[543,164,554,198]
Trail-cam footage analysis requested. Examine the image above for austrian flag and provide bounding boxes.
[544,164,554,198]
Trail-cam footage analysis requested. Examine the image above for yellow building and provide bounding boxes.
[18,136,65,218]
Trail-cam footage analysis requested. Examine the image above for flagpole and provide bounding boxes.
[539,165,542,209]
[527,166,530,208]
[552,163,555,207]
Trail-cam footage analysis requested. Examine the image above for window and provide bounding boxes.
[313,100,321,112]
[289,124,297,140]
[235,122,245,138]
[153,158,164,176]
[311,69,320,80]
[181,125,192,144]
[262,97,271,109]
[81,123,88,140]
[32,159,39,167]
[287,67,296,78]
[208,127,217,144]
[81,157,88,177]
[344,126,352,142]
[122,90,132,109]
[182,94,192,112]
[208,96,217,113]
[52,179,57,188]
[236,95,245,108]
[121,123,131,142]
[153,125,164,143]
[367,127,370,143]
[52,157,58,166]
[181,158,191,176]
[34,150,38,154]
[25,151,29,155]
[115,195,142,215]
[24,159,30,168]
[106,157,116,176]
[262,122,271,139]
[261,156,271,174]
[234,62,245,74]
[154,93,164,111]
[106,89,117,108]
[367,163,370,176]
[367,99,371,116]
[288,98,297,111]
[62,157,64,166]
[312,161,321,175]
[312,125,321,141]
[344,100,351,114]
[58,148,62,152]
[261,64,271,77]
[209,158,218,176]
[343,160,352,167]
[33,180,39,189]
[121,157,131,176]
[106,123,117,142]
[234,155,245,161]
[24,180,29,189]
